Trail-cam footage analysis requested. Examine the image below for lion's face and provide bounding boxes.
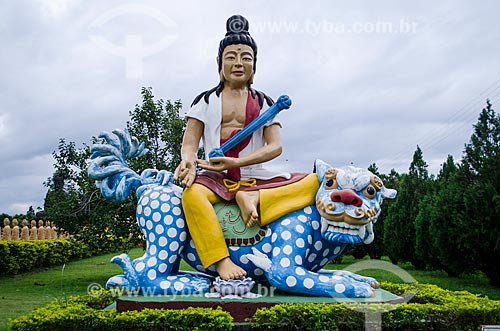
[314,161,396,245]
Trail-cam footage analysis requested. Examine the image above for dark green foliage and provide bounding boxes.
[127,87,185,172]
[415,156,477,275]
[0,239,90,275]
[384,146,430,269]
[459,99,500,286]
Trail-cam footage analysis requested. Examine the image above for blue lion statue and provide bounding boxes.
[88,129,396,298]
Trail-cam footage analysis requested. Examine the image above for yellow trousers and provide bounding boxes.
[182,173,319,268]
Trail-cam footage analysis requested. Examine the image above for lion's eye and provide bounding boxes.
[325,179,338,189]
[363,185,377,198]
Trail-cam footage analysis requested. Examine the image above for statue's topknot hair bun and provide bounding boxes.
[225,15,250,35]
[218,15,258,73]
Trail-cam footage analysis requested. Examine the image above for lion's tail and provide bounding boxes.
[87,128,174,202]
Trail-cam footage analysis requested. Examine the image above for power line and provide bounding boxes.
[377,77,500,171]
[422,88,500,154]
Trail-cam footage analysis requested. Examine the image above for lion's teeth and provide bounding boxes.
[358,225,366,240]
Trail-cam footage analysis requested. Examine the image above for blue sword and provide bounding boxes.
[208,95,292,158]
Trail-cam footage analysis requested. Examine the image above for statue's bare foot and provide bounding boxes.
[216,257,247,280]
[236,191,260,227]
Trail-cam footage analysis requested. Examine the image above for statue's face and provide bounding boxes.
[220,44,254,86]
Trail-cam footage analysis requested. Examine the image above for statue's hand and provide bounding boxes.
[174,160,197,187]
[197,157,238,172]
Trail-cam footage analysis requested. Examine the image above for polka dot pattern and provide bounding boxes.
[169,242,179,252]
[281,231,292,240]
[296,267,306,276]
[262,243,272,253]
[120,178,369,297]
[294,255,303,265]
[286,276,297,286]
[147,257,157,267]
[280,257,290,267]
[155,224,164,234]
[303,278,315,289]
[335,284,346,293]
[159,250,168,260]
[319,275,330,283]
[298,215,307,222]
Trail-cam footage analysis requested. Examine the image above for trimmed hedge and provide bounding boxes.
[0,239,91,274]
[10,284,500,330]
[10,290,233,331]
[250,282,500,330]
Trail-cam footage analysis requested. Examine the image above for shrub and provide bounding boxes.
[0,239,91,275]
[250,303,364,330]
[10,289,233,331]
[250,283,500,331]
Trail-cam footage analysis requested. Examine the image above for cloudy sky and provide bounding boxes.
[1,0,500,215]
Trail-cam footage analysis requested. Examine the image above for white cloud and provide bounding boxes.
[0,113,9,141]
[35,0,76,19]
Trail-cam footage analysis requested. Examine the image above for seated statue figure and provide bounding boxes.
[29,220,38,240]
[11,219,20,241]
[21,219,30,240]
[174,15,317,280]
[2,218,11,241]
[37,220,45,240]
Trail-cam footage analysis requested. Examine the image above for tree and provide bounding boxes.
[459,99,500,285]
[127,87,185,172]
[26,206,36,220]
[44,88,187,253]
[384,146,430,268]
[414,155,477,275]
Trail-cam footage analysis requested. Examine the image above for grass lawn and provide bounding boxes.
[331,255,500,300]
[0,249,144,330]
[1,250,499,330]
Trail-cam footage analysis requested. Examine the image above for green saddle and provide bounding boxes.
[214,202,267,246]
